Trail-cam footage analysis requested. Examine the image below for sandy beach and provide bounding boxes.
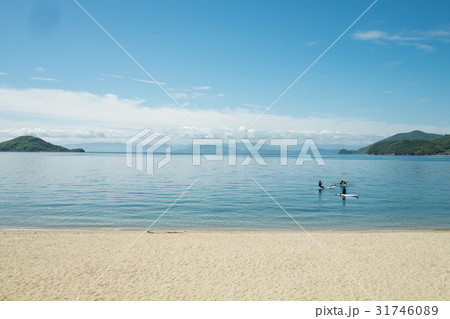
[0,230,449,301]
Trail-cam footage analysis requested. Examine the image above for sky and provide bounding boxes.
[0,0,449,146]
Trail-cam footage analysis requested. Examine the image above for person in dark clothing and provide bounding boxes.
[339,179,347,194]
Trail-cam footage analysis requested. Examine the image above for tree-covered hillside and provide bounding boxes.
[0,136,85,152]
[339,131,449,155]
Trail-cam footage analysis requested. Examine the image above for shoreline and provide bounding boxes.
[0,227,450,233]
[1,229,449,301]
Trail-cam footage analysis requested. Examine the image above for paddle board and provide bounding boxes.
[338,193,358,197]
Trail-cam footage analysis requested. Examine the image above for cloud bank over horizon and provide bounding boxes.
[0,86,448,147]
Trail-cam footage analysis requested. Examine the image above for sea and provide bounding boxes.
[0,152,449,231]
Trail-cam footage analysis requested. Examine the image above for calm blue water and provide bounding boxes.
[0,153,449,230]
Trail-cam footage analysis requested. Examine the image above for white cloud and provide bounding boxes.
[132,78,166,85]
[353,30,424,42]
[352,29,448,51]
[166,85,218,102]
[0,72,7,76]
[30,77,58,81]
[194,86,211,90]
[423,30,450,37]
[104,74,124,79]
[191,92,205,99]
[0,87,448,145]
[412,43,436,51]
[353,30,386,40]
[172,92,188,99]
[421,29,450,42]
[242,103,264,109]
[381,90,393,94]
[305,40,320,47]
[34,67,45,72]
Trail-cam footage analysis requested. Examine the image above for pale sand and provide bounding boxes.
[0,230,449,301]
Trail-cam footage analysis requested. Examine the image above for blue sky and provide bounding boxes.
[0,0,449,146]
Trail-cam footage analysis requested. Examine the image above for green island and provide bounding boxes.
[339,130,450,155]
[0,136,85,152]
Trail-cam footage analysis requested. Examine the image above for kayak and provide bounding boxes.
[338,193,358,197]
[314,186,336,189]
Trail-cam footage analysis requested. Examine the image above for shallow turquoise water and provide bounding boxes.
[0,153,449,230]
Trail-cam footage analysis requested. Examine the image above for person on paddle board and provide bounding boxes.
[340,180,347,194]
[318,180,324,189]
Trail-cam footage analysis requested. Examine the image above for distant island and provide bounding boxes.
[339,130,450,155]
[0,136,85,152]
